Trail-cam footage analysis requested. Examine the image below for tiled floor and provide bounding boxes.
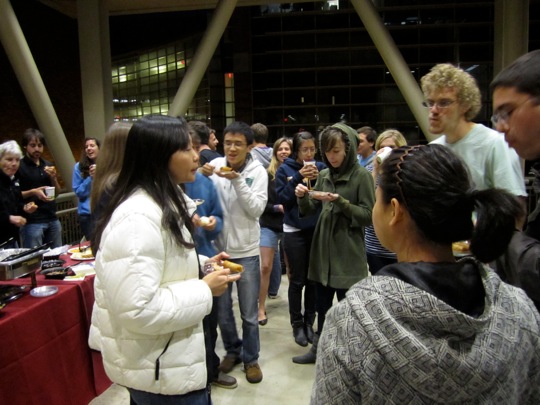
[89,275,316,405]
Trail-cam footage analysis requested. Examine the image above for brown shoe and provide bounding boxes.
[218,355,241,373]
[244,362,263,383]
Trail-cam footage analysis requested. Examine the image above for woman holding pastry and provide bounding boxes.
[293,123,374,364]
[276,131,326,348]
[0,140,37,248]
[90,115,239,404]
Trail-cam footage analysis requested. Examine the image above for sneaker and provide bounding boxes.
[212,372,238,389]
[218,355,242,373]
[268,294,278,299]
[244,362,263,383]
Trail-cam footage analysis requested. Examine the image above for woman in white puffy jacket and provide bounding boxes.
[90,115,239,404]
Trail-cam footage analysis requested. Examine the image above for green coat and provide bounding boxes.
[299,123,374,289]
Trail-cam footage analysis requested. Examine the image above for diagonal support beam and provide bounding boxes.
[0,0,76,188]
[350,0,433,141]
[168,0,238,117]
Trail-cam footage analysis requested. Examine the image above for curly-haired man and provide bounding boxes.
[422,63,525,199]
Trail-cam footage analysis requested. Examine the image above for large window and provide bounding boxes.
[111,38,210,122]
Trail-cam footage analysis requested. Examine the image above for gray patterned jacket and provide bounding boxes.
[312,262,540,404]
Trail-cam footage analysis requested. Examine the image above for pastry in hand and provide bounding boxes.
[222,260,244,273]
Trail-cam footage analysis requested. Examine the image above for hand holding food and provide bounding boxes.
[23,201,38,213]
[295,183,309,198]
[309,191,339,202]
[203,268,240,296]
[9,215,26,227]
[222,260,244,273]
[199,163,215,177]
[44,165,56,178]
[215,166,238,179]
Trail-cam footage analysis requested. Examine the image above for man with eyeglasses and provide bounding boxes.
[421,63,526,201]
[491,50,540,240]
[200,121,268,385]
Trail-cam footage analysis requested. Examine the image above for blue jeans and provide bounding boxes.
[128,387,211,405]
[21,220,62,248]
[217,255,260,365]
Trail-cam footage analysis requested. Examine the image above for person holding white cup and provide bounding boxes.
[73,137,101,239]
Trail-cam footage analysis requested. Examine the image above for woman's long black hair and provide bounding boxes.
[93,115,195,253]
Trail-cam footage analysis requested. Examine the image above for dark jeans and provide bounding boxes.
[128,387,211,405]
[367,253,397,275]
[203,297,220,381]
[315,283,347,334]
[284,230,317,327]
[78,214,94,240]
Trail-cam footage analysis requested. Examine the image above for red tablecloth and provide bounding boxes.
[0,249,111,404]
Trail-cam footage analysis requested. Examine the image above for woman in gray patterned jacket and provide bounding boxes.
[312,144,540,404]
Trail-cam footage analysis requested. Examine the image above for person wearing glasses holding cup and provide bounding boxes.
[421,64,526,202]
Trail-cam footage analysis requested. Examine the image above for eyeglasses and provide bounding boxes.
[224,141,247,149]
[422,99,456,109]
[491,97,534,127]
[299,147,316,154]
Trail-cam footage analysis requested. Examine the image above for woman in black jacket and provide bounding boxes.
[0,141,37,248]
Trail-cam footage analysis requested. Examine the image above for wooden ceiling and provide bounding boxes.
[38,0,315,18]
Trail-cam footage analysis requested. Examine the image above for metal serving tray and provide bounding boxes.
[0,248,45,281]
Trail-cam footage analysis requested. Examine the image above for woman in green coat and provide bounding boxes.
[292,122,374,364]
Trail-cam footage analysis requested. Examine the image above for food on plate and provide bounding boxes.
[71,251,95,260]
[452,240,470,252]
[308,190,330,199]
[222,260,244,273]
[220,166,233,173]
[68,246,91,254]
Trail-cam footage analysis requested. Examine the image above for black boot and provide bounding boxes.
[292,333,318,364]
[305,324,315,344]
[293,325,308,347]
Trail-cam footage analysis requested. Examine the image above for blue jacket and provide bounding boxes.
[184,172,223,257]
[275,157,326,230]
[73,162,93,215]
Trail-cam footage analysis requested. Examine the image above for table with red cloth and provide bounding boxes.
[0,249,111,405]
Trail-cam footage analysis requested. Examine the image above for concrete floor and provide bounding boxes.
[89,275,316,405]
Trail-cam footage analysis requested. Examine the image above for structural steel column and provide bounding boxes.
[77,0,113,139]
[169,0,238,117]
[0,0,75,189]
[349,0,433,141]
[493,0,529,76]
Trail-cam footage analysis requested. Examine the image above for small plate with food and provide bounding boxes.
[71,251,95,261]
[68,246,91,254]
[452,240,472,257]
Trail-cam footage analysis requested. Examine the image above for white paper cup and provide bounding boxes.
[45,187,55,199]
[303,160,316,166]
[376,147,393,164]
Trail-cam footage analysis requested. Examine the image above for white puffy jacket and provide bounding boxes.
[89,189,213,395]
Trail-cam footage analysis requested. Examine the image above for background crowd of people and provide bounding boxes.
[2,50,540,404]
